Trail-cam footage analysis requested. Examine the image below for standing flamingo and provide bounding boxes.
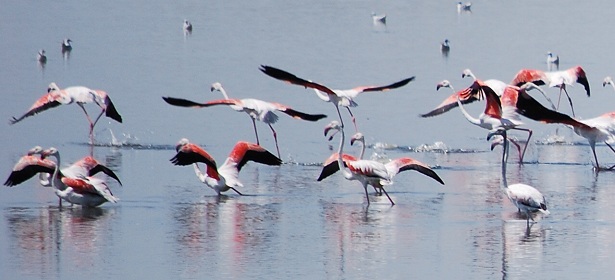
[510,66,590,117]
[10,82,123,143]
[170,138,282,196]
[323,121,444,205]
[259,65,414,132]
[162,82,326,158]
[489,129,549,226]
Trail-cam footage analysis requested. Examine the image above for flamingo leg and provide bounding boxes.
[380,187,395,205]
[604,142,615,170]
[268,124,281,158]
[511,127,533,163]
[508,138,522,162]
[346,107,358,132]
[78,103,96,143]
[334,104,345,129]
[363,183,370,205]
[562,86,576,117]
[230,187,244,196]
[251,118,260,145]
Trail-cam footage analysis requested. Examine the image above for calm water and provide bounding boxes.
[2,0,615,279]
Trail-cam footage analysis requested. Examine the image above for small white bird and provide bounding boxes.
[183,19,193,32]
[440,39,450,53]
[37,49,47,64]
[603,76,615,91]
[457,2,472,13]
[371,12,386,24]
[546,51,559,65]
[61,38,72,52]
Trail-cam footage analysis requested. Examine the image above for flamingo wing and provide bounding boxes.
[420,88,481,118]
[510,69,548,87]
[4,157,55,186]
[357,76,415,92]
[228,142,282,171]
[162,96,241,108]
[102,94,123,123]
[269,102,327,121]
[386,158,445,185]
[317,153,357,181]
[259,65,338,96]
[170,143,218,170]
[88,164,123,186]
[515,87,592,129]
[10,92,64,124]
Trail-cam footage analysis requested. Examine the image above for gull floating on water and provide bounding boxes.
[371,12,386,24]
[183,19,193,32]
[61,38,72,52]
[440,39,450,53]
[37,49,47,64]
[457,2,472,13]
[546,51,559,65]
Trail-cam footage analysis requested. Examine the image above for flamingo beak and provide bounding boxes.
[436,83,444,91]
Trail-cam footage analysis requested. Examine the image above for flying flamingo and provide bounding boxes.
[419,69,507,118]
[259,65,415,132]
[170,138,282,196]
[456,80,549,162]
[512,89,615,170]
[323,121,444,205]
[162,82,326,158]
[603,76,615,91]
[489,129,549,226]
[510,66,590,117]
[10,82,123,143]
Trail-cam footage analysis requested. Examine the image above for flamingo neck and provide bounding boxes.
[312,88,331,102]
[49,154,65,191]
[457,97,481,126]
[358,140,365,159]
[336,127,351,178]
[501,132,509,190]
[218,86,230,100]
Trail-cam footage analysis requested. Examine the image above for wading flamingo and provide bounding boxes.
[170,138,282,196]
[10,83,123,143]
[489,129,549,226]
[259,65,414,132]
[162,82,326,158]
[323,121,444,205]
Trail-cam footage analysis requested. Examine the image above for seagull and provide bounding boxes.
[37,49,47,64]
[183,19,193,32]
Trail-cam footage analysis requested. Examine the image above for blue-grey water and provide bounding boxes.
[2,1,615,279]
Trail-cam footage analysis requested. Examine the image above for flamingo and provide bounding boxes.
[37,49,47,64]
[489,129,549,226]
[259,65,415,132]
[169,138,282,196]
[183,19,193,32]
[511,85,615,170]
[61,38,72,52]
[371,12,386,24]
[162,82,326,158]
[38,155,122,187]
[603,76,615,91]
[419,69,507,118]
[4,147,56,187]
[323,121,444,205]
[510,66,591,117]
[43,148,118,207]
[9,82,123,143]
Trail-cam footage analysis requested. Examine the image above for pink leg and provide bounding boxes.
[511,127,532,163]
[346,107,358,132]
[251,118,260,145]
[562,86,576,117]
[268,124,280,158]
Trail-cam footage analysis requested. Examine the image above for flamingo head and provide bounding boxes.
[324,121,342,137]
[42,147,59,159]
[47,82,60,93]
[350,132,364,146]
[436,80,451,91]
[27,146,44,156]
[175,138,190,152]
[603,76,613,87]
[210,82,223,92]
[461,69,474,80]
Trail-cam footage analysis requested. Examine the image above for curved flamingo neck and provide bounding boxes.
[456,97,481,126]
[336,126,351,178]
[49,153,65,190]
[217,86,230,100]
[312,88,331,102]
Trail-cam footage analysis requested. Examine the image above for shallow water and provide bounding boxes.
[3,0,615,279]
